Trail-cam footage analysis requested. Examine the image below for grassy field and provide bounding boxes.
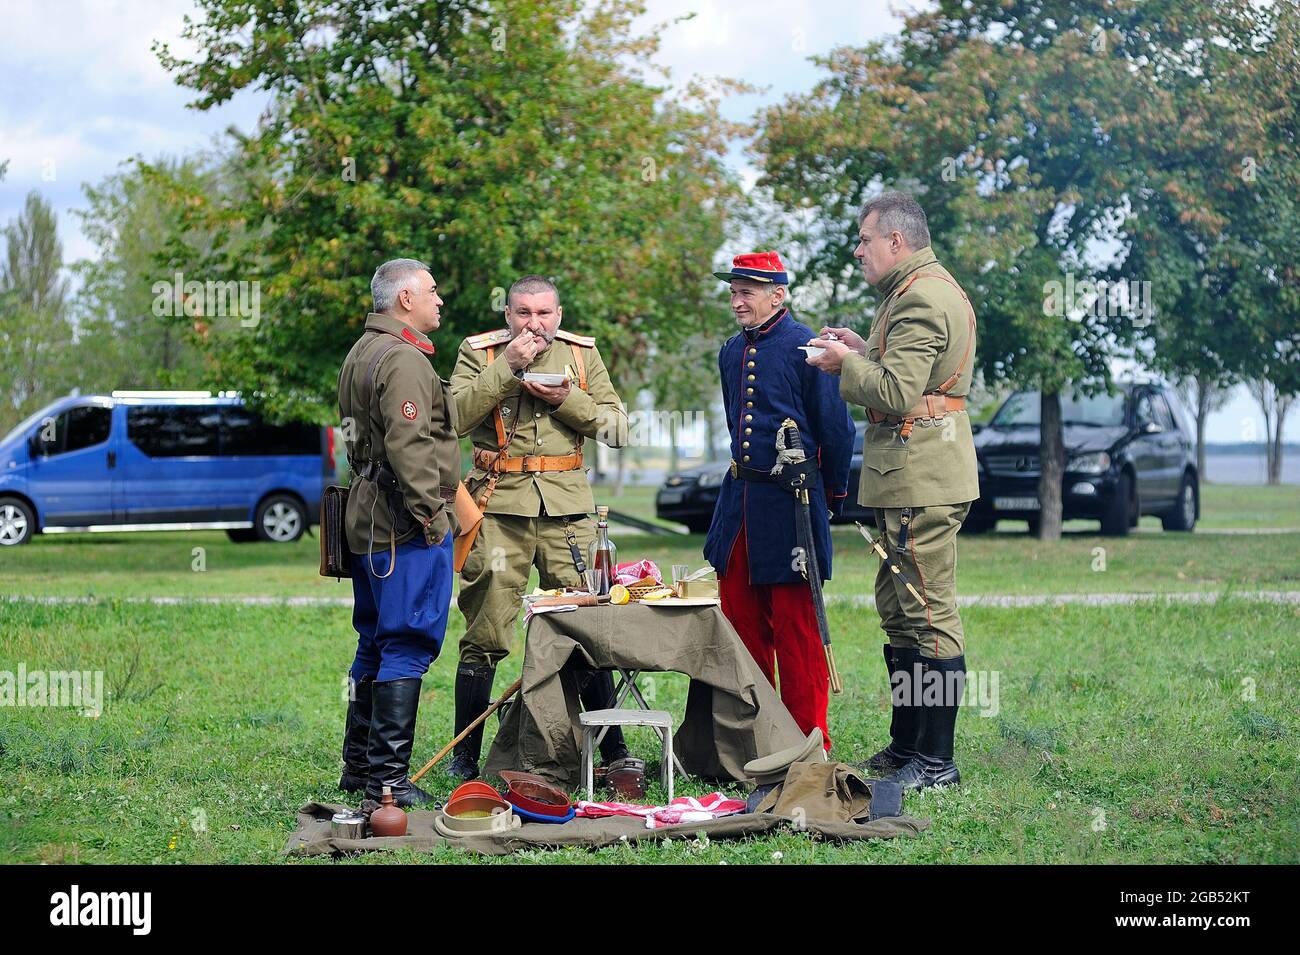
[1,484,1297,864]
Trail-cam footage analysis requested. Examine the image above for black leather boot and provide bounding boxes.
[578,669,628,764]
[890,654,964,791]
[860,645,922,777]
[446,663,495,781]
[365,677,434,806]
[338,674,373,793]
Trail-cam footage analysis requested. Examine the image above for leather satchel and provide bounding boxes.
[319,484,353,579]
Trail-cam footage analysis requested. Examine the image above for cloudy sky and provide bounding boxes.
[0,0,1290,443]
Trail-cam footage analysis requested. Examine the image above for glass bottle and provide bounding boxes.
[587,505,617,596]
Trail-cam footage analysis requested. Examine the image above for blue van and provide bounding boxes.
[0,391,332,546]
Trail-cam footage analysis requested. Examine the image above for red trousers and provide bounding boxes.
[719,525,832,752]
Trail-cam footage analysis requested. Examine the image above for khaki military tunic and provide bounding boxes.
[451,327,628,667]
[338,313,460,555]
[839,248,978,659]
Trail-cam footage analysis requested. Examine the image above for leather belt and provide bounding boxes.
[868,394,967,439]
[472,447,584,473]
[728,461,775,483]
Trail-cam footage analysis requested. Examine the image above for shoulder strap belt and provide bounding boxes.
[872,272,977,439]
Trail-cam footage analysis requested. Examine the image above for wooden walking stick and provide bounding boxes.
[409,676,523,783]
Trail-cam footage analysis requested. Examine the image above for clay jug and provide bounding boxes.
[370,786,407,837]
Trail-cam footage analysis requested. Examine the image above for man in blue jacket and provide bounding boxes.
[704,251,855,752]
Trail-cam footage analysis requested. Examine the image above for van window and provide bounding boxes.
[127,406,221,457]
[43,406,112,455]
[220,408,319,455]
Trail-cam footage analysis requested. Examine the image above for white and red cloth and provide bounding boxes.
[575,792,747,830]
[613,559,663,587]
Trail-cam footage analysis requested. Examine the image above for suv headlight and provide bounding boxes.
[697,470,726,488]
[1067,451,1111,474]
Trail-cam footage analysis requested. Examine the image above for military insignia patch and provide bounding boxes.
[401,401,418,420]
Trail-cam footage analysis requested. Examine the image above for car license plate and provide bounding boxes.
[658,490,684,505]
[994,496,1040,511]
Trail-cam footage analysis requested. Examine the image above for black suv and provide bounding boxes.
[966,383,1199,535]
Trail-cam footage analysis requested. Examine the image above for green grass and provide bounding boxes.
[2,597,1297,863]
[1,483,1297,863]
[1,485,1296,600]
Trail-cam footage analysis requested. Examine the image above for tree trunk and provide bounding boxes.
[705,402,719,463]
[668,414,679,474]
[1037,390,1064,541]
[1270,397,1291,485]
[1195,375,1210,483]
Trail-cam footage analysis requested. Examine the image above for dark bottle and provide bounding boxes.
[587,505,617,596]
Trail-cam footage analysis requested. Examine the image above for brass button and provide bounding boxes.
[746,388,754,395]
[747,374,755,382]
[534,412,542,418]
[744,428,752,435]
[742,441,750,448]
[748,347,756,355]
[744,414,753,422]
[747,361,755,368]
[743,455,751,462]
[746,402,754,408]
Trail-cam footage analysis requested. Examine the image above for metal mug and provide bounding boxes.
[331,810,367,840]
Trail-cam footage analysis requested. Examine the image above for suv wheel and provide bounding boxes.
[0,497,35,546]
[255,494,306,543]
[1100,471,1135,536]
[1161,474,1197,532]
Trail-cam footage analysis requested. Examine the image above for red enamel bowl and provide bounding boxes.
[449,781,500,803]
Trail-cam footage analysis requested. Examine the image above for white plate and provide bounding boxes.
[522,372,569,386]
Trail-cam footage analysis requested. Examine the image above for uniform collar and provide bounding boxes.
[875,247,938,299]
[742,307,789,343]
[365,312,435,354]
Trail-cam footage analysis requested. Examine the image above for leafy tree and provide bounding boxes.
[151,0,742,425]
[0,191,76,431]
[72,155,231,390]
[755,0,1297,537]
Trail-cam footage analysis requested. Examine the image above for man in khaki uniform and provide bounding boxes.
[806,192,978,790]
[447,275,631,780]
[337,258,461,806]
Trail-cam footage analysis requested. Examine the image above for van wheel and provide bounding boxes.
[1100,472,1134,536]
[225,528,258,543]
[1161,474,1198,532]
[962,514,994,534]
[255,494,306,543]
[0,497,35,546]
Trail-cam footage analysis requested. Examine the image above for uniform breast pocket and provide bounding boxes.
[864,447,910,475]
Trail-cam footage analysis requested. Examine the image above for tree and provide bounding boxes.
[150,0,743,425]
[1175,376,1231,482]
[72,155,228,391]
[0,191,76,432]
[756,0,1299,537]
[1123,0,1300,488]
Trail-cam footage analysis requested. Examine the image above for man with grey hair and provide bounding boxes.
[335,258,460,806]
[805,191,979,791]
[446,274,631,782]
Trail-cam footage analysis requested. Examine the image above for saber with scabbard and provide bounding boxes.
[855,520,928,608]
[774,419,843,695]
